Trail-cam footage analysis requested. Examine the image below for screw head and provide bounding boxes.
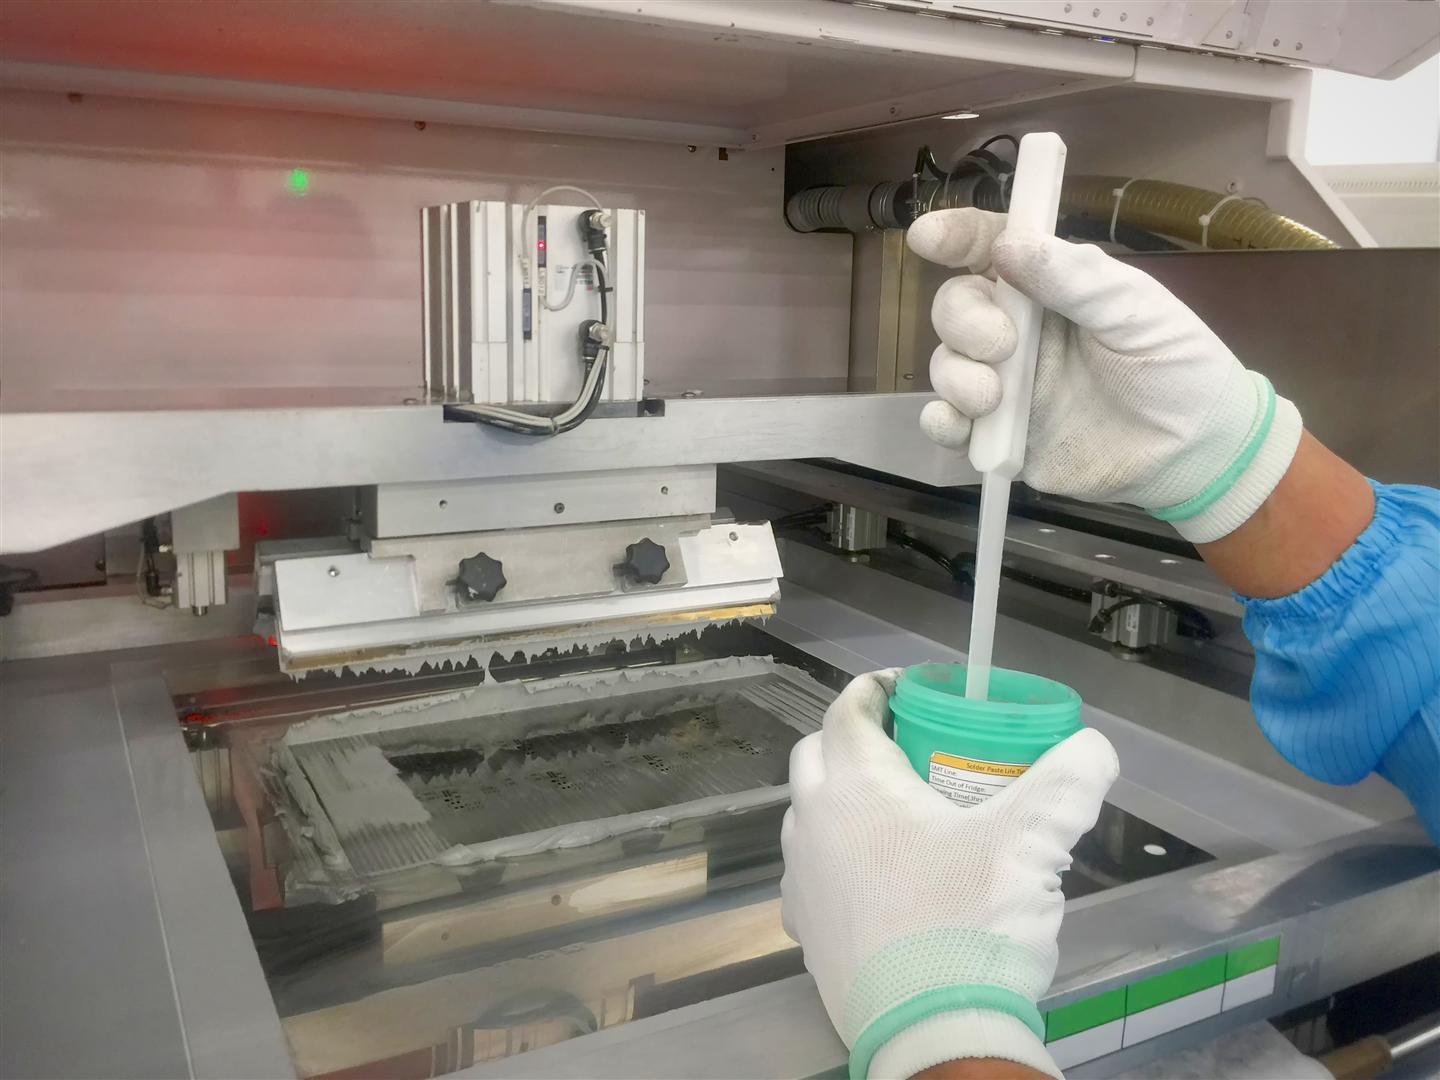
[438,499,448,509]
[553,502,565,514]
[660,485,669,494]
[327,566,340,577]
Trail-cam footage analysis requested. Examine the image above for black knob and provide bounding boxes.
[619,538,670,585]
[456,552,507,602]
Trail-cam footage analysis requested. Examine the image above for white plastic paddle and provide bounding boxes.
[964,132,1068,700]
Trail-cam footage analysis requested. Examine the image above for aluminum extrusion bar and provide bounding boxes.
[729,460,1240,615]
[2,395,975,554]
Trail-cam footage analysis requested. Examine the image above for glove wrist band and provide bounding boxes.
[1150,374,1277,524]
[849,984,1045,1080]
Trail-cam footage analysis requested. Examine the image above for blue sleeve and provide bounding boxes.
[1241,480,1440,843]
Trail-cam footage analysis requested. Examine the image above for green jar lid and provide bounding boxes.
[891,663,1082,769]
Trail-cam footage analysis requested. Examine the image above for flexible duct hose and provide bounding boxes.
[786,175,1338,250]
[1060,176,1338,250]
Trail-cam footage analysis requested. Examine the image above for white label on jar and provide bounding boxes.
[927,751,1028,807]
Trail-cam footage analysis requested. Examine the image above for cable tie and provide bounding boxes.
[1109,177,1141,244]
[1198,192,1265,249]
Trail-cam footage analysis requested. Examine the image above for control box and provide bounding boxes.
[422,199,645,405]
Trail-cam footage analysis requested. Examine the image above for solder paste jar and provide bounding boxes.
[890,663,1082,807]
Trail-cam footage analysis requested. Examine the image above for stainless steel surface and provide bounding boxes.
[0,1,1140,147]
[0,85,851,417]
[460,584,1436,1079]
[4,590,1432,1080]
[171,494,241,554]
[2,395,972,555]
[768,581,1386,850]
[1125,249,1440,487]
[778,544,1412,828]
[1391,1018,1440,1061]
[886,249,1440,487]
[729,460,1240,616]
[466,813,1438,1080]
[1,651,295,1080]
[271,520,780,673]
[2,584,257,661]
[362,467,716,538]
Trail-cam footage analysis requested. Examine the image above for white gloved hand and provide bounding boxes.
[781,670,1119,1079]
[907,208,1303,544]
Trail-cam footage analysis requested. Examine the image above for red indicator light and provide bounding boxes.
[267,635,278,647]
[537,240,546,250]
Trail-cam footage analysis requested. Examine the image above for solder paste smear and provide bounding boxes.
[267,657,833,899]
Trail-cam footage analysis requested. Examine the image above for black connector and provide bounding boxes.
[578,318,610,365]
[579,209,609,256]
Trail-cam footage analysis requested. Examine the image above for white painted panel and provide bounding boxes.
[1221,966,1278,1011]
[1121,984,1224,1046]
[1047,1018,1124,1069]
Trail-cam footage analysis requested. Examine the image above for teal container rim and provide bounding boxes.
[895,663,1080,720]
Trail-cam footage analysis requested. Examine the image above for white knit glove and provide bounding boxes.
[907,208,1303,543]
[780,670,1119,1080]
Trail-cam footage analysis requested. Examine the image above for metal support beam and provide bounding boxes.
[1,395,973,555]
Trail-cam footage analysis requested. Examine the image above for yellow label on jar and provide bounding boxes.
[927,751,1028,807]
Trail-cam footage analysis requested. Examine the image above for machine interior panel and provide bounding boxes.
[179,634,1213,1078]
[4,5,1436,1077]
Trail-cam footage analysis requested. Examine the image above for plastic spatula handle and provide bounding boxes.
[966,132,1068,477]
[964,133,1066,701]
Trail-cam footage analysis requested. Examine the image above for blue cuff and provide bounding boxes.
[1379,711,1440,845]
[1241,481,1440,795]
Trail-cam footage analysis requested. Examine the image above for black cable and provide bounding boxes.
[889,531,965,582]
[470,254,612,437]
[595,254,609,326]
[975,133,1019,155]
[914,145,948,181]
[771,506,829,531]
[1057,213,1182,252]
[552,349,609,434]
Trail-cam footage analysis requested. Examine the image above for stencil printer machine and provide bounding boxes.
[2,4,1438,1079]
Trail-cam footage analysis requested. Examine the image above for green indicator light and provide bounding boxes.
[286,168,310,195]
